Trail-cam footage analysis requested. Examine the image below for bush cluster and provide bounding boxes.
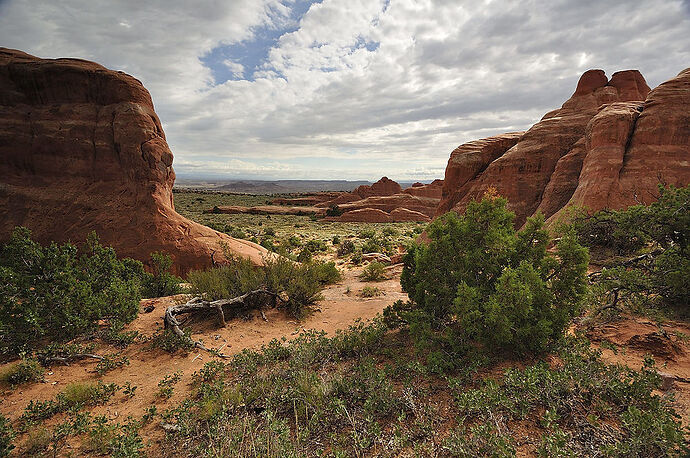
[577,185,689,313]
[187,255,341,319]
[0,229,144,356]
[360,261,386,282]
[392,194,589,356]
[0,228,182,356]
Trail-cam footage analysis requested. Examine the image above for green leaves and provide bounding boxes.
[0,228,144,356]
[397,194,589,356]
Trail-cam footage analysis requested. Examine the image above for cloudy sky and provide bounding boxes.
[1,0,689,181]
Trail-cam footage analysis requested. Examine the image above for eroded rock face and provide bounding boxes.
[318,176,403,206]
[336,208,391,222]
[436,68,687,227]
[403,179,444,199]
[436,132,524,216]
[339,194,439,218]
[0,48,266,275]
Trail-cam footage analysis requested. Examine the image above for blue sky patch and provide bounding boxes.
[200,0,322,83]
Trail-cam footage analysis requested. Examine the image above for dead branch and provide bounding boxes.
[41,353,104,366]
[588,249,664,281]
[163,289,282,358]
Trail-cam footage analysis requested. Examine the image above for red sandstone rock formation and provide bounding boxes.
[336,208,392,222]
[339,194,438,218]
[205,205,324,216]
[0,48,266,275]
[318,177,403,206]
[389,208,431,222]
[436,68,688,227]
[437,133,524,215]
[554,68,690,218]
[403,179,444,199]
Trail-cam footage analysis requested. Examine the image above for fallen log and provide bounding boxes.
[40,353,104,366]
[163,289,282,357]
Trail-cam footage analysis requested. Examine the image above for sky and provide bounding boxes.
[0,0,689,181]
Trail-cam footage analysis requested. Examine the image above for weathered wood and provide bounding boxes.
[41,353,104,366]
[163,289,281,357]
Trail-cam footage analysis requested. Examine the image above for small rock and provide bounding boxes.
[658,371,676,391]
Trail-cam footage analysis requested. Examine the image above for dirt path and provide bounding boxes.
[0,264,406,453]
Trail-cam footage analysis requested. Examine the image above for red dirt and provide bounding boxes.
[0,264,406,454]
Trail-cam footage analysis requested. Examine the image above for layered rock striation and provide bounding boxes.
[0,48,266,275]
[437,68,689,226]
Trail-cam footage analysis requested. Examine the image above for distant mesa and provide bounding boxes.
[0,48,267,275]
[437,68,690,226]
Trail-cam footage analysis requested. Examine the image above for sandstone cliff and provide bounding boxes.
[0,48,266,275]
[437,68,689,226]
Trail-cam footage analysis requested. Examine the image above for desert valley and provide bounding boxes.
[0,3,689,457]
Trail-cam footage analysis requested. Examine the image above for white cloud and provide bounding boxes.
[1,0,689,180]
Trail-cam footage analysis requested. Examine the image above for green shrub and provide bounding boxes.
[0,358,44,387]
[442,423,515,456]
[286,235,302,247]
[361,235,393,255]
[331,235,341,245]
[264,227,276,237]
[224,224,247,239]
[382,227,398,237]
[150,329,194,354]
[0,413,15,457]
[358,229,376,239]
[188,256,339,319]
[337,239,356,256]
[304,239,327,253]
[350,249,363,265]
[260,237,277,252]
[297,247,313,263]
[100,322,139,349]
[582,185,690,313]
[141,252,182,298]
[58,381,118,408]
[325,205,343,217]
[312,261,342,285]
[0,228,143,356]
[360,262,386,282]
[396,194,588,355]
[361,286,383,297]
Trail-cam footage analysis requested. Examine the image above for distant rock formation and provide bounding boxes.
[437,68,689,226]
[0,48,266,275]
[260,177,440,222]
[403,179,444,199]
[321,178,439,222]
[319,177,403,206]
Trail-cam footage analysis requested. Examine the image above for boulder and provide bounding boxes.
[0,48,266,275]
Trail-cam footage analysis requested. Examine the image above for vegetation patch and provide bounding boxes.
[392,192,589,360]
[159,320,687,456]
[0,358,44,387]
[359,261,387,282]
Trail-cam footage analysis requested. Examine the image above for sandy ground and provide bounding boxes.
[1,264,688,454]
[586,315,690,427]
[0,264,406,454]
